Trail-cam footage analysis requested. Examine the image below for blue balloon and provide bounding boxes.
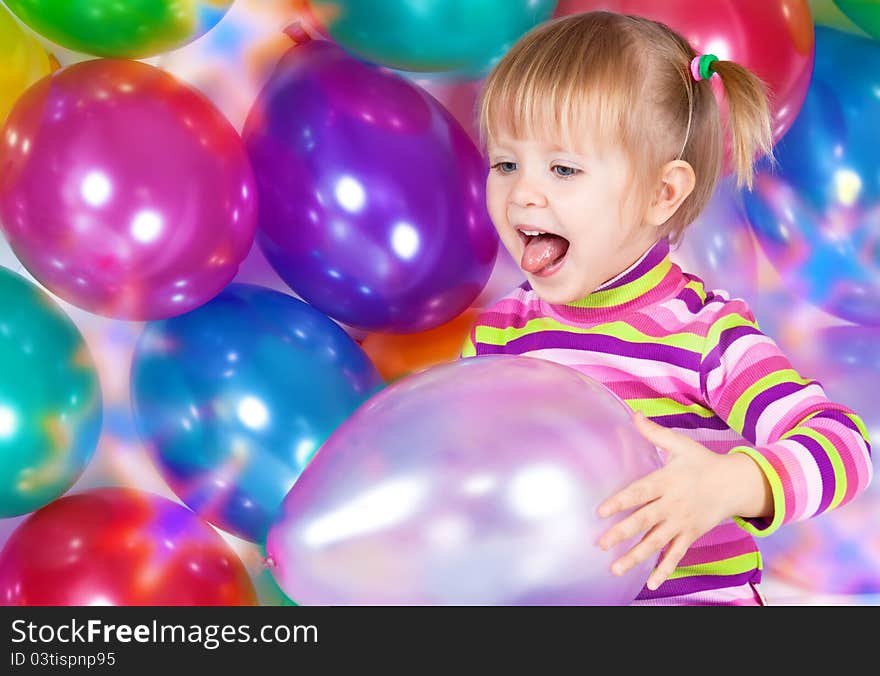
[742,26,880,326]
[130,283,385,543]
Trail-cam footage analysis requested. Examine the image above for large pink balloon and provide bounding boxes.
[267,355,663,605]
[553,1,815,160]
[0,59,257,320]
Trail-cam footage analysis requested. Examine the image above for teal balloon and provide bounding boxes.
[130,283,385,544]
[0,267,102,518]
[308,0,558,75]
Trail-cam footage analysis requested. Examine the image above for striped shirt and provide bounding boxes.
[461,238,873,604]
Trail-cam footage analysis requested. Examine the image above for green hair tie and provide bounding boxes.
[691,53,719,82]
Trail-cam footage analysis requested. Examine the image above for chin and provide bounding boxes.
[525,277,585,305]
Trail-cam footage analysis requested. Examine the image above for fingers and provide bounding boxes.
[646,536,690,591]
[597,474,662,519]
[598,498,663,550]
[607,521,674,579]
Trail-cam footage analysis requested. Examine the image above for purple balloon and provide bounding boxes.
[0,59,257,320]
[242,32,499,333]
[267,355,663,605]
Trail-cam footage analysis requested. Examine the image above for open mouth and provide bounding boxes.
[517,228,570,277]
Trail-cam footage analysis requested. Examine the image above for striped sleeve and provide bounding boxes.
[699,299,873,537]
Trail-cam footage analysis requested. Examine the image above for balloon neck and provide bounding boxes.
[284,22,313,46]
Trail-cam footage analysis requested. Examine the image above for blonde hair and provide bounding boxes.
[478,11,774,244]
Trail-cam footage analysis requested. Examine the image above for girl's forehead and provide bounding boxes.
[485,117,606,154]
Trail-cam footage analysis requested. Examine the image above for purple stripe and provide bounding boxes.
[786,432,838,515]
[601,239,670,290]
[489,332,701,370]
[634,569,761,600]
[741,380,810,441]
[678,286,706,314]
[472,341,509,357]
[650,412,731,431]
[699,324,764,397]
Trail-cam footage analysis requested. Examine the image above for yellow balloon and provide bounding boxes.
[0,4,53,124]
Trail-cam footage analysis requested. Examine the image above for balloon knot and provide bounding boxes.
[284,22,313,46]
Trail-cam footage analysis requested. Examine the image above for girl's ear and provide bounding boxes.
[645,160,696,227]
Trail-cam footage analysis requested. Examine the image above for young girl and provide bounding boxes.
[461,11,873,605]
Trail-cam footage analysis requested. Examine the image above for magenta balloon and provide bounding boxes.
[0,59,257,320]
[242,35,498,333]
[267,355,663,605]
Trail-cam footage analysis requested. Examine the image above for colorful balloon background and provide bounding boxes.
[1,0,235,58]
[743,26,880,327]
[130,283,384,543]
[1,1,879,606]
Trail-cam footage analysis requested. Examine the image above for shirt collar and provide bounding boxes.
[540,238,686,323]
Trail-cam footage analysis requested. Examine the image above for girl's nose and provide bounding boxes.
[509,174,547,208]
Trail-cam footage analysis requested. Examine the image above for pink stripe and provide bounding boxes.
[649,303,717,334]
[615,311,687,337]
[766,396,831,441]
[678,528,759,567]
[707,353,795,418]
[582,371,699,404]
[763,442,807,522]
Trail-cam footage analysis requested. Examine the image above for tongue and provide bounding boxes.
[521,234,569,273]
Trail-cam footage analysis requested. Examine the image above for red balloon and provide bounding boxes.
[553,1,814,161]
[0,487,258,606]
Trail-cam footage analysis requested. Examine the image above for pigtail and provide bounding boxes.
[710,60,775,190]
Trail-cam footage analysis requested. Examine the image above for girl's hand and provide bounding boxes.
[596,412,768,591]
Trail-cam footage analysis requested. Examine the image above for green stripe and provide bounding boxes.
[460,336,476,358]
[473,318,705,351]
[730,446,786,536]
[567,257,672,308]
[783,426,847,512]
[683,278,708,303]
[625,397,715,418]
[847,410,871,444]
[727,369,812,433]
[667,551,762,580]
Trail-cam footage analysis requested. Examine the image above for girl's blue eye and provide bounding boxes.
[553,165,579,178]
[492,161,517,174]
